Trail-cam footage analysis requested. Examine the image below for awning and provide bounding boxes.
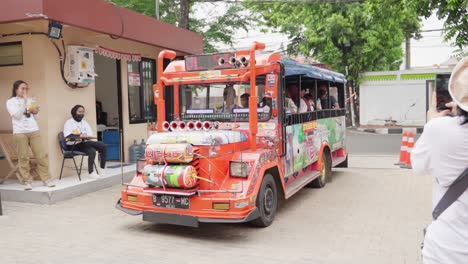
[0,0,203,55]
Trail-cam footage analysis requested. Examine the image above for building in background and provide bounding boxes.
[0,0,203,180]
[359,66,455,127]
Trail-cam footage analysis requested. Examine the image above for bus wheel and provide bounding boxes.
[310,152,331,188]
[251,173,278,227]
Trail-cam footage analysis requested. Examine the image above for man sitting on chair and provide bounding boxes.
[64,105,107,179]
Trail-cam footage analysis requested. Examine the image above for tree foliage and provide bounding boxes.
[246,0,422,85]
[111,0,252,53]
[413,0,467,49]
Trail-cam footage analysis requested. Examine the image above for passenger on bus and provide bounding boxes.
[318,84,339,109]
[304,93,315,111]
[259,96,272,114]
[240,93,250,108]
[221,85,238,112]
[285,85,298,113]
[299,87,308,113]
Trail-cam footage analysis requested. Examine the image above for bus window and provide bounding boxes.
[296,77,318,112]
[317,82,339,110]
[329,86,340,109]
[332,82,345,109]
[180,75,272,122]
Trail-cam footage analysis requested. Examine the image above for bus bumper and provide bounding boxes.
[115,199,260,227]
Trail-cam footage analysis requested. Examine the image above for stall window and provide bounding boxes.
[127,58,156,124]
[0,42,23,67]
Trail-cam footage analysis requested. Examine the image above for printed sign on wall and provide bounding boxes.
[129,72,141,86]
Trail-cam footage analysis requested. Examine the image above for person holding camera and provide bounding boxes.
[6,80,55,190]
[412,58,468,263]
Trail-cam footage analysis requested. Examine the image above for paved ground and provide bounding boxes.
[0,154,432,264]
[347,130,421,155]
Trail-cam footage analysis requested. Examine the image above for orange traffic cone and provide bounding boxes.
[401,132,414,169]
[395,131,408,166]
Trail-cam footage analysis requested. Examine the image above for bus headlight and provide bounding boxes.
[229,161,250,178]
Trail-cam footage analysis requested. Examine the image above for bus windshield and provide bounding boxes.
[179,77,272,122]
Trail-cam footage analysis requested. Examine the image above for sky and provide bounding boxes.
[193,2,459,68]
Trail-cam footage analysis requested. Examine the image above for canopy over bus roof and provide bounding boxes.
[282,60,346,83]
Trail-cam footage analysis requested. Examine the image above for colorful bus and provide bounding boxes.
[116,42,348,227]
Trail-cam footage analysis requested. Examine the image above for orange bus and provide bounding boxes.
[116,42,348,227]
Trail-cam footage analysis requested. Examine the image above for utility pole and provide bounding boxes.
[155,0,160,20]
[343,40,356,127]
[346,66,356,127]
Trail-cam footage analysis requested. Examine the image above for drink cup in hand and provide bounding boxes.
[27,98,39,114]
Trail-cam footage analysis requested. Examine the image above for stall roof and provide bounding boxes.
[283,60,346,83]
[0,0,203,54]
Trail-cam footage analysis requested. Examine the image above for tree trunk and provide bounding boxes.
[405,35,411,69]
[179,0,190,29]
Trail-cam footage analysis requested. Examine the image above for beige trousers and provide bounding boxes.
[13,131,50,183]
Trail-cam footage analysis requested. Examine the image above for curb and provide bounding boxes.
[355,127,424,135]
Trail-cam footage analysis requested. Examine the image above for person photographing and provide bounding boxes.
[412,57,468,263]
[64,105,107,179]
[6,80,55,190]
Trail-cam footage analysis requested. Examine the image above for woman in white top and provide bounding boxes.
[6,80,54,190]
[64,105,107,179]
[412,57,468,263]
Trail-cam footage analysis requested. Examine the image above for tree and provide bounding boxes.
[111,0,252,52]
[413,0,468,49]
[245,0,422,85]
[179,0,190,29]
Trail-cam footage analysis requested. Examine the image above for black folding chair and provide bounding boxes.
[58,132,97,181]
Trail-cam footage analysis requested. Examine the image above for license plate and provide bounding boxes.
[152,194,190,209]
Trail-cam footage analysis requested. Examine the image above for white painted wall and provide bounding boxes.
[360,80,428,126]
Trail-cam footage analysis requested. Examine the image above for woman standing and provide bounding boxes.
[63,105,107,179]
[412,58,468,263]
[6,80,55,190]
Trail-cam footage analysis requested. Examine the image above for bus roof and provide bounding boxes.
[163,52,346,84]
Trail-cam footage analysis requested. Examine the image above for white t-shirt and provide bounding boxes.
[285,97,297,114]
[64,118,93,145]
[299,98,308,113]
[412,116,468,263]
[6,97,39,134]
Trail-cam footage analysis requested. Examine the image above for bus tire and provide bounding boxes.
[310,152,331,188]
[251,173,278,227]
[336,155,348,168]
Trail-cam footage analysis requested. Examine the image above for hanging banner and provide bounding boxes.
[95,46,142,62]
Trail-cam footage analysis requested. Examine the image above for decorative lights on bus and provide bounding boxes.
[169,121,179,131]
[202,121,211,131]
[229,56,237,65]
[162,121,170,131]
[218,57,226,66]
[178,121,186,131]
[186,121,195,131]
[195,121,203,130]
[239,56,249,67]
